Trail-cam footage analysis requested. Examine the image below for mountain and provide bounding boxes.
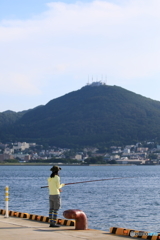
[0,106,43,127]
[1,84,160,148]
[0,110,27,126]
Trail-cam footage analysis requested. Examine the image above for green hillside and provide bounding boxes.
[1,85,160,148]
[0,110,26,126]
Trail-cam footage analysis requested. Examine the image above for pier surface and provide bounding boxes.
[0,215,127,240]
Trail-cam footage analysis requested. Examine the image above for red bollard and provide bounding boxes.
[63,209,88,230]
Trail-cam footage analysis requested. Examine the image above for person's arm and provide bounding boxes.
[56,176,65,189]
[59,183,65,188]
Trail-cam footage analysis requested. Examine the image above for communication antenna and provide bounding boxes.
[87,75,90,85]
[106,75,107,85]
[101,74,103,83]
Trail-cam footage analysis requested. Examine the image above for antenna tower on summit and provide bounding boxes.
[86,74,107,87]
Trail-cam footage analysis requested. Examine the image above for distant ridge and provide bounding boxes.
[1,85,160,148]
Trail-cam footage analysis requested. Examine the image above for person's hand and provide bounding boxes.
[59,189,62,192]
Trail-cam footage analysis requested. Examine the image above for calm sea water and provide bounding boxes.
[0,165,160,232]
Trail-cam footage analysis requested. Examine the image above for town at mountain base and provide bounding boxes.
[0,141,159,165]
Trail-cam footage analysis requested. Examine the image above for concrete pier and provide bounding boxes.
[0,215,127,240]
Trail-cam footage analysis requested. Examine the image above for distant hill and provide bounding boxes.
[0,110,27,126]
[1,85,160,148]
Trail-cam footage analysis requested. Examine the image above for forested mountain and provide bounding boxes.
[1,85,160,148]
[0,110,26,126]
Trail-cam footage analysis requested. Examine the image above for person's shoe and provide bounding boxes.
[49,223,60,228]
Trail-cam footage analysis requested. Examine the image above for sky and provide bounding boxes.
[0,0,160,112]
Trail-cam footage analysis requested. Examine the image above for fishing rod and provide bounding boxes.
[40,177,133,188]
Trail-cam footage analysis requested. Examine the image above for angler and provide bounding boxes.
[48,165,65,228]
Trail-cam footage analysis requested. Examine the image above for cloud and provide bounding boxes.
[0,0,160,101]
[0,72,41,95]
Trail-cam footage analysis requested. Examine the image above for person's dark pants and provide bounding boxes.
[49,195,61,224]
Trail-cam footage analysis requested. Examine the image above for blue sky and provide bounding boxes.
[0,0,160,112]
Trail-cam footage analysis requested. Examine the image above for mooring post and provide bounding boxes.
[4,186,9,218]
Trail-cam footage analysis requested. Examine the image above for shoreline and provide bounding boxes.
[0,163,134,166]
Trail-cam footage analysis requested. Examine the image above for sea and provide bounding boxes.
[0,165,160,232]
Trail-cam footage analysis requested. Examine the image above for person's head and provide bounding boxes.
[50,165,61,178]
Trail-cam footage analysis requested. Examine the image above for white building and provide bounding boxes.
[13,142,29,151]
[123,148,130,154]
[74,154,83,161]
[4,148,14,154]
[13,153,26,160]
[110,155,120,160]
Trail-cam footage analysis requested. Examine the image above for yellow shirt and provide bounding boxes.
[48,175,64,195]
